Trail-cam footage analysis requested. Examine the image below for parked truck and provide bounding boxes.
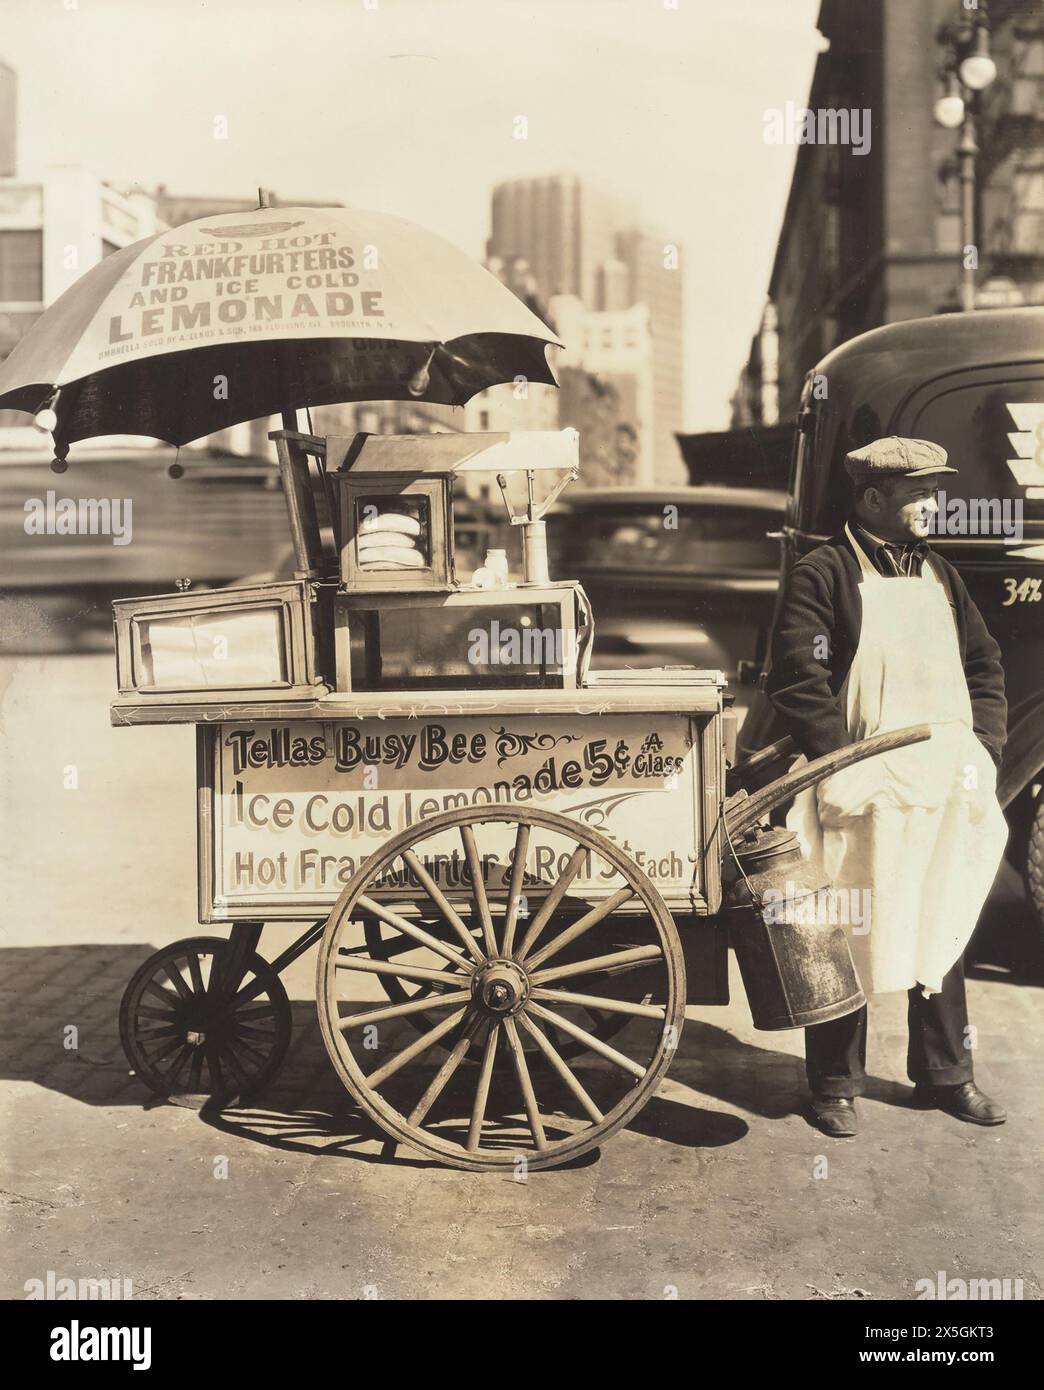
[739,306,1044,943]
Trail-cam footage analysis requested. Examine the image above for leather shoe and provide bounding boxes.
[913,1081,1006,1126]
[809,1094,858,1137]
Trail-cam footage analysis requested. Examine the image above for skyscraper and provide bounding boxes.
[615,227,684,483]
[489,174,685,482]
[489,174,628,309]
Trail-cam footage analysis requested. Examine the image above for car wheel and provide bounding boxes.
[1025,790,1044,945]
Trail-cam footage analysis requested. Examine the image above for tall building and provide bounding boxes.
[550,293,655,486]
[730,301,779,429]
[615,227,684,481]
[489,174,685,482]
[756,0,1044,422]
[489,174,628,307]
[596,258,631,312]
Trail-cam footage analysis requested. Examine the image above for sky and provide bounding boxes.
[3,0,823,431]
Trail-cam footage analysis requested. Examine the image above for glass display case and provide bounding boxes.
[334,584,589,691]
[112,580,330,701]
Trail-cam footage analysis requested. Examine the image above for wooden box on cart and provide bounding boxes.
[186,677,731,928]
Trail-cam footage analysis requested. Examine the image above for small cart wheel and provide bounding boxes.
[120,935,291,1105]
[317,806,685,1171]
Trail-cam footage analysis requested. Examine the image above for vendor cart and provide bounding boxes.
[113,426,926,1171]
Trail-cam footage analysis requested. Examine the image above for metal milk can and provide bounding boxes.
[724,826,866,1031]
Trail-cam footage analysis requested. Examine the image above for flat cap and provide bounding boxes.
[844,436,957,483]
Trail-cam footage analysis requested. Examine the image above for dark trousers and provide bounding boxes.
[805,958,974,1098]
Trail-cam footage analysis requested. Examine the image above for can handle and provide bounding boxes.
[723,724,932,837]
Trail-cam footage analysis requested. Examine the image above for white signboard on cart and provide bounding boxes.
[198,713,715,920]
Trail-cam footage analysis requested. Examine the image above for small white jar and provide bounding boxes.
[484,548,509,585]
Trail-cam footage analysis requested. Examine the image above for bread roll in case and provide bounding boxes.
[358,512,422,537]
[358,545,426,569]
[357,531,419,553]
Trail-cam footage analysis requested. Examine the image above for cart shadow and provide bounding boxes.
[197,1098,602,1172]
[0,943,173,1106]
[194,1007,610,1171]
[0,944,604,1169]
[1,925,1034,1165]
[197,1099,460,1171]
[660,1020,810,1124]
[0,957,762,1177]
[0,942,758,1162]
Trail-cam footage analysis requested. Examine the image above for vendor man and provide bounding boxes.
[767,436,1008,1138]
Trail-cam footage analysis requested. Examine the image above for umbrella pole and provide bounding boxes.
[276,406,318,579]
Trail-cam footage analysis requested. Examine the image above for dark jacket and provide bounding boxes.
[766,529,1007,767]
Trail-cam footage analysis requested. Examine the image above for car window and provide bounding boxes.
[549,505,777,567]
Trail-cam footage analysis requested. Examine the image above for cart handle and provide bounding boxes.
[723,724,932,837]
[726,734,797,793]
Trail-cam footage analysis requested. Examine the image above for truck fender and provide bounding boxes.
[998,699,1044,810]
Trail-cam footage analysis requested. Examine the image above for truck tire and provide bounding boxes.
[1026,791,1044,946]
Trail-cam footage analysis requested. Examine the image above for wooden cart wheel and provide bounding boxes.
[119,935,291,1105]
[361,912,633,1062]
[317,806,685,1171]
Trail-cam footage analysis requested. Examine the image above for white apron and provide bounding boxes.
[787,524,1008,995]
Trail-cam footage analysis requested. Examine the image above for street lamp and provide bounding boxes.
[934,3,997,311]
[933,74,966,130]
[959,23,998,92]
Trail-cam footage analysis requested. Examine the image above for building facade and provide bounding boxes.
[0,169,161,365]
[730,301,780,429]
[752,0,1044,422]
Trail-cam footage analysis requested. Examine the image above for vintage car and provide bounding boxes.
[546,485,785,683]
[739,307,1044,942]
